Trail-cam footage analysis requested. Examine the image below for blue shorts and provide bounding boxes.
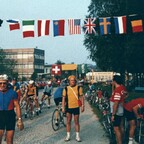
[66,107,80,115]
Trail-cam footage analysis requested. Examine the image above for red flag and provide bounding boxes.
[51,65,61,75]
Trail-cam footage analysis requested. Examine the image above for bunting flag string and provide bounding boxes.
[0,14,144,38]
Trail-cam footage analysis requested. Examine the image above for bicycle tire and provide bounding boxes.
[29,111,33,120]
[60,111,66,127]
[52,109,60,131]
[139,121,144,144]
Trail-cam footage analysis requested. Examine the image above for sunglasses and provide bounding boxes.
[0,82,7,85]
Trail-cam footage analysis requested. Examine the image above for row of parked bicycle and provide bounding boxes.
[85,88,144,144]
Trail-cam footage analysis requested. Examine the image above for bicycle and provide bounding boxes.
[51,107,66,131]
[25,96,38,120]
[135,108,144,144]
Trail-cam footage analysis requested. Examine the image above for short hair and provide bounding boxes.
[68,75,76,81]
[113,75,122,84]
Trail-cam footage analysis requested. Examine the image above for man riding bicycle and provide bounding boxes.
[40,81,53,108]
[53,83,65,125]
[25,80,41,118]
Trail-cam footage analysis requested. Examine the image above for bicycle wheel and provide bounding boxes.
[139,121,144,144]
[60,111,66,127]
[52,109,60,131]
[29,111,33,120]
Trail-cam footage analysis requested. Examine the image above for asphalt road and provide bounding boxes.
[2,89,109,144]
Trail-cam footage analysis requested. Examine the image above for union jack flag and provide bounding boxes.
[84,18,96,34]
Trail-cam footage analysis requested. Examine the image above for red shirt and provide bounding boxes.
[97,90,103,98]
[124,98,144,112]
[110,85,126,103]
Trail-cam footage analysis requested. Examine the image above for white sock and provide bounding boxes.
[67,132,70,138]
[128,137,133,144]
[76,132,80,138]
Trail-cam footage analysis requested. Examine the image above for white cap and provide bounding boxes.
[29,80,34,84]
[0,74,8,81]
[47,81,51,85]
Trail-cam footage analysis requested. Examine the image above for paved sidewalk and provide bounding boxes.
[3,93,109,144]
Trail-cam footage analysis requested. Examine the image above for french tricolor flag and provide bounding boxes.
[114,16,127,34]
[7,19,20,31]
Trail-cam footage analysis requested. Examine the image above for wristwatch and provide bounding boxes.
[18,117,22,120]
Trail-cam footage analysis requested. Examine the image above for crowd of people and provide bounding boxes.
[0,73,144,144]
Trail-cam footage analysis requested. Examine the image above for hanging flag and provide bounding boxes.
[7,19,20,31]
[22,20,35,38]
[37,20,50,37]
[68,19,81,35]
[99,17,111,35]
[114,16,127,34]
[84,18,96,34]
[0,19,3,27]
[131,20,143,32]
[51,65,62,75]
[53,20,65,37]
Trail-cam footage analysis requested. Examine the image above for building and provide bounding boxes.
[86,72,114,83]
[4,48,45,79]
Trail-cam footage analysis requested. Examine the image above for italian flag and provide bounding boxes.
[22,20,35,38]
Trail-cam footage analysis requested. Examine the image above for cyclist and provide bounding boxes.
[25,80,41,118]
[40,81,53,108]
[89,82,96,93]
[110,75,127,144]
[97,87,103,104]
[124,98,144,144]
[53,83,65,125]
[11,78,21,102]
[0,74,24,144]
[62,75,85,142]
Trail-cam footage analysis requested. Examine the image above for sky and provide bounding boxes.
[0,0,95,65]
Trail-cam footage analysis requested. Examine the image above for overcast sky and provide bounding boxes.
[0,0,95,65]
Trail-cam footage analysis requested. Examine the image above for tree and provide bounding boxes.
[0,48,17,77]
[31,72,38,80]
[55,60,65,65]
[84,0,144,85]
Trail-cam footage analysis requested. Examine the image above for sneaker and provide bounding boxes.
[39,109,41,113]
[55,120,59,126]
[25,113,27,118]
[76,136,81,142]
[36,110,39,116]
[65,136,70,142]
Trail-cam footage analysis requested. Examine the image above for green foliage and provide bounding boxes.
[31,72,38,80]
[84,0,144,74]
[0,48,17,76]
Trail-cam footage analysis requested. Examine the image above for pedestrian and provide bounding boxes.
[0,74,24,144]
[110,75,127,144]
[124,98,144,144]
[62,75,85,142]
